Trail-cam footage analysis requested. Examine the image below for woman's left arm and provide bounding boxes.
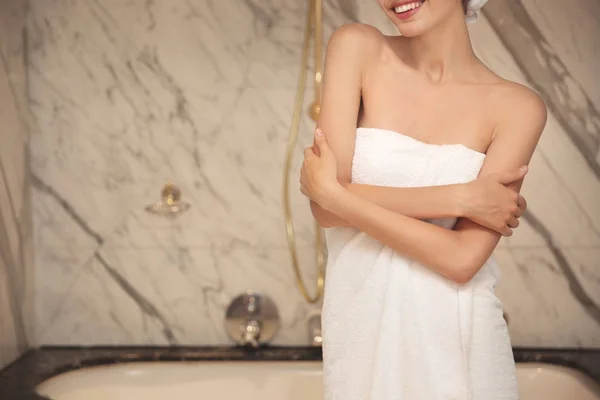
[301,86,547,284]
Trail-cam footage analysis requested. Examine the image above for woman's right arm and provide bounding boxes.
[312,171,527,236]
[309,24,526,236]
[311,185,463,226]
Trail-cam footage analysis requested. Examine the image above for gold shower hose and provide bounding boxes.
[282,0,325,304]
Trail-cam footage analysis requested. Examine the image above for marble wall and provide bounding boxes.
[480,0,600,348]
[0,0,31,369]
[28,0,599,347]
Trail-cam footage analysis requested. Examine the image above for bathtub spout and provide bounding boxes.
[242,320,261,348]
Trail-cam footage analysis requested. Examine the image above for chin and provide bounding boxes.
[395,20,432,37]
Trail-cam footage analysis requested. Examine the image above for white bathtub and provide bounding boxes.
[37,361,600,400]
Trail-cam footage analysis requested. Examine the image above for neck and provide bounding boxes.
[399,10,476,82]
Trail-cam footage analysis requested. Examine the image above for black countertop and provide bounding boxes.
[1,346,599,399]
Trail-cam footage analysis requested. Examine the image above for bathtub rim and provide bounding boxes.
[1,346,599,400]
[35,360,600,399]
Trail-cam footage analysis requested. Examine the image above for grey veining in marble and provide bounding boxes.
[479,0,600,346]
[483,0,600,177]
[27,0,599,347]
[523,211,600,324]
[0,0,31,369]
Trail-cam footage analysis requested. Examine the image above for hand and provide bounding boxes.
[462,167,528,236]
[300,129,343,208]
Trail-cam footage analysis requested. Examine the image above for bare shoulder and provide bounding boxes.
[489,79,547,137]
[327,23,386,57]
[495,81,546,120]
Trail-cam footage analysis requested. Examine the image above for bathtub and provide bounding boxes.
[37,361,600,400]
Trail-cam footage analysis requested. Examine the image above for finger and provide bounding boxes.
[304,146,313,159]
[303,148,317,163]
[299,175,307,194]
[311,139,321,157]
[507,217,519,229]
[513,195,525,217]
[518,195,527,214]
[496,166,528,185]
[314,128,331,155]
[501,227,513,237]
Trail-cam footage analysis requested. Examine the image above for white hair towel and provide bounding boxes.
[466,0,488,23]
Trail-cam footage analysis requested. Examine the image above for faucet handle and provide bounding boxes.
[225,291,279,347]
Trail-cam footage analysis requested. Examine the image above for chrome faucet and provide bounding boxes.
[225,291,280,348]
[241,319,261,348]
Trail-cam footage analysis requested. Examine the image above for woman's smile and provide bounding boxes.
[391,0,425,20]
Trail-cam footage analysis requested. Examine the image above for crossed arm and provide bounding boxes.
[313,185,472,227]
[300,25,547,284]
[310,176,527,236]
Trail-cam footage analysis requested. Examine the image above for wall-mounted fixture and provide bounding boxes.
[145,182,190,217]
[225,291,280,348]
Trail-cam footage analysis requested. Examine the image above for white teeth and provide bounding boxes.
[394,1,423,13]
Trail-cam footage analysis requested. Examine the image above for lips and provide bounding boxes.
[391,0,425,20]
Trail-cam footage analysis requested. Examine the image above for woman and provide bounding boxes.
[299,0,547,399]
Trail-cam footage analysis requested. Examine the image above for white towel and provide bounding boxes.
[321,128,518,400]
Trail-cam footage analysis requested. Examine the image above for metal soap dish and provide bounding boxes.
[145,182,190,217]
